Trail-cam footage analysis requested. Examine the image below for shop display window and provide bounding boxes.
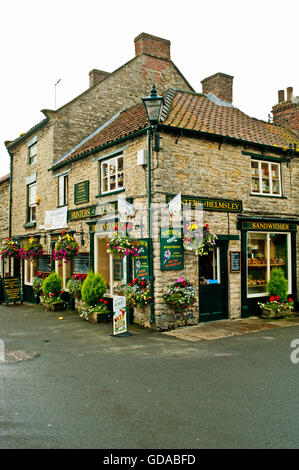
[247,232,291,297]
[24,259,37,285]
[251,160,281,196]
[200,248,220,285]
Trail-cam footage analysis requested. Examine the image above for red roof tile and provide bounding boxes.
[0,173,10,184]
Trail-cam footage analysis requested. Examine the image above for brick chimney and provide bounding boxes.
[89,69,110,87]
[272,87,299,131]
[134,32,171,60]
[201,72,234,103]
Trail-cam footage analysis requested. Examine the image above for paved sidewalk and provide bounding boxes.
[162,315,299,341]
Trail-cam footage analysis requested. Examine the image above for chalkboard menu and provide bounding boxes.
[38,254,51,273]
[230,251,241,273]
[74,180,89,205]
[73,253,90,274]
[160,227,184,271]
[2,277,23,304]
[113,258,123,281]
[134,238,150,280]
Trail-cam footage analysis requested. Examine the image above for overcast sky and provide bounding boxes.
[0,0,298,178]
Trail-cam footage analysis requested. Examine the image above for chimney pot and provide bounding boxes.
[134,32,171,60]
[286,87,293,101]
[278,90,285,103]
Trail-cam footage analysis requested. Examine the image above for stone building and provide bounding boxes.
[2,33,299,328]
[0,173,10,277]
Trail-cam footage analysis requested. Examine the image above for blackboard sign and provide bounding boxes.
[230,251,241,273]
[73,253,90,274]
[113,258,123,281]
[38,254,51,273]
[160,227,184,271]
[134,238,150,280]
[2,277,23,305]
[74,180,89,205]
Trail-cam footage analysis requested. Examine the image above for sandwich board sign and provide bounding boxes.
[112,296,128,336]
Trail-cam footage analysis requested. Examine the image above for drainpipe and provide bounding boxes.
[8,151,13,238]
[147,128,155,324]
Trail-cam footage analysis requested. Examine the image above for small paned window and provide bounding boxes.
[251,160,281,196]
[28,142,37,165]
[28,182,37,222]
[101,155,124,194]
[58,174,68,206]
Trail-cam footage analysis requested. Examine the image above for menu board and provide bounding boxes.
[2,277,23,304]
[73,253,90,274]
[38,254,51,273]
[134,238,150,280]
[113,296,127,335]
[230,251,241,273]
[160,227,184,271]
[74,180,89,205]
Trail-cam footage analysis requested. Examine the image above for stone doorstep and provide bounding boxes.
[162,315,299,341]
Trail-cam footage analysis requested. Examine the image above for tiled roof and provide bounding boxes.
[52,89,298,169]
[0,173,10,184]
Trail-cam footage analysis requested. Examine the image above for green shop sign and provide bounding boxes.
[241,221,297,232]
[160,227,184,271]
[68,205,97,221]
[74,180,89,205]
[166,194,243,213]
[134,238,150,280]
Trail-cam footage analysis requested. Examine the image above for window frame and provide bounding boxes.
[24,259,37,286]
[100,154,124,195]
[28,182,37,223]
[250,159,282,197]
[58,173,68,207]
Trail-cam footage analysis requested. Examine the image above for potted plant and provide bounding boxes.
[40,272,65,311]
[0,238,20,259]
[52,230,79,265]
[107,225,139,258]
[258,268,294,319]
[123,278,152,327]
[183,223,217,256]
[19,237,43,261]
[32,271,49,302]
[163,278,196,323]
[79,272,109,323]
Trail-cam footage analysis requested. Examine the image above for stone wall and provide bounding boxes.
[0,175,10,241]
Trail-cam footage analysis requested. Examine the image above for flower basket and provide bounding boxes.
[19,237,43,261]
[107,226,139,258]
[183,223,217,256]
[0,238,20,259]
[53,231,79,264]
[163,277,196,313]
[123,278,152,307]
[258,296,294,319]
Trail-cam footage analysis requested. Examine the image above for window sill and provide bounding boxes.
[250,193,286,199]
[23,221,36,228]
[95,189,125,198]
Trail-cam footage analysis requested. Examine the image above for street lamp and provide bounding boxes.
[142,85,164,325]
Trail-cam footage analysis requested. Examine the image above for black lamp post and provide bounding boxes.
[142,84,164,325]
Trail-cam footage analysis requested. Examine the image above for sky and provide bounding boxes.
[0,0,298,178]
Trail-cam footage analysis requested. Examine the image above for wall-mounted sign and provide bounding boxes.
[113,296,127,335]
[45,207,68,230]
[134,238,150,279]
[230,251,241,273]
[2,277,23,305]
[166,194,243,213]
[241,221,297,232]
[73,253,90,274]
[68,205,97,221]
[160,227,184,271]
[74,180,89,205]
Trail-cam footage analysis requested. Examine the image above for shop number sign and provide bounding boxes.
[113,296,127,335]
[2,277,23,305]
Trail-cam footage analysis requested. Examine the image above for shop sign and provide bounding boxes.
[160,227,184,271]
[241,221,297,232]
[68,205,97,221]
[2,277,23,305]
[74,180,89,205]
[166,194,243,213]
[134,238,150,279]
[45,206,68,230]
[113,296,127,335]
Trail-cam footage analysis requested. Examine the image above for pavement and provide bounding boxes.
[163,314,299,341]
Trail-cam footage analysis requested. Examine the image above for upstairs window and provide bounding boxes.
[251,160,281,196]
[58,174,68,207]
[28,135,38,165]
[101,155,124,194]
[28,182,37,222]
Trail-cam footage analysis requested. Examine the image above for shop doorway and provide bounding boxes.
[94,235,127,293]
[198,240,228,322]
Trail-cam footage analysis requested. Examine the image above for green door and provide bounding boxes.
[198,241,228,322]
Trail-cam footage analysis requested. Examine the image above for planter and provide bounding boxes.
[261,307,290,319]
[133,305,151,328]
[88,312,112,324]
[42,302,65,312]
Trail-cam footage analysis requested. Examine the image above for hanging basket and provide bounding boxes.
[183,223,217,256]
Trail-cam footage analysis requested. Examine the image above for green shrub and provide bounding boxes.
[42,272,63,297]
[81,272,107,306]
[267,268,288,302]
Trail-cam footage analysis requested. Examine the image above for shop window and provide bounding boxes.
[251,160,281,196]
[247,232,291,297]
[58,174,68,207]
[28,182,37,222]
[24,259,36,285]
[200,248,220,285]
[101,155,124,194]
[0,258,9,277]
